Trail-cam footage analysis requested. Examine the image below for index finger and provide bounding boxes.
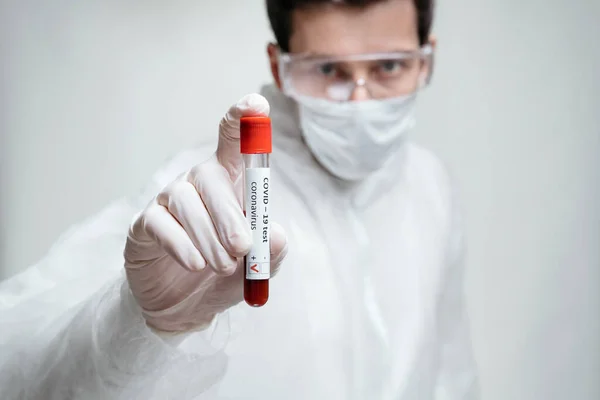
[217,93,270,179]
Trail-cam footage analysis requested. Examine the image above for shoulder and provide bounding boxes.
[403,142,457,220]
[404,142,466,265]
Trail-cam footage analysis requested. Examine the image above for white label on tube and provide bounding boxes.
[244,167,270,280]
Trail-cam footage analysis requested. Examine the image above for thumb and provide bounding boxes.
[217,93,270,178]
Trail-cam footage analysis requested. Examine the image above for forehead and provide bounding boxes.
[289,0,419,56]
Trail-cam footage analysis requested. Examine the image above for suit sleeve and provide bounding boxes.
[0,147,231,399]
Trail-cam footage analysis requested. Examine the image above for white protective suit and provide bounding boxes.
[0,84,479,399]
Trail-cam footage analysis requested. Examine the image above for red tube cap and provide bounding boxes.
[240,116,272,154]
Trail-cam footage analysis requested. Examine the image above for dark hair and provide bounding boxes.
[266,0,435,52]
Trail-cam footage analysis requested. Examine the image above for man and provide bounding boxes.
[0,0,479,398]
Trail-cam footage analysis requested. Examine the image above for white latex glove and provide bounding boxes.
[124,94,288,333]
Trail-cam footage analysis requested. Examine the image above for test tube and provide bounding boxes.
[240,116,272,307]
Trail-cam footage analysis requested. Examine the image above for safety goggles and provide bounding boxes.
[278,45,434,102]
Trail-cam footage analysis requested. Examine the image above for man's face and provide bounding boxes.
[269,0,429,101]
[289,0,420,56]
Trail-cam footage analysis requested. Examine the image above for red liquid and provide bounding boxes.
[244,255,269,307]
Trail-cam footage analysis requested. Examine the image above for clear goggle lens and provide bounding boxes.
[278,45,434,101]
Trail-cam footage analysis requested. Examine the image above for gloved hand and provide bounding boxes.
[123,94,288,333]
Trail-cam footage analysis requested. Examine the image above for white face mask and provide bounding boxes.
[296,94,417,181]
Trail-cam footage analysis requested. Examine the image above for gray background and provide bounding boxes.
[1,0,599,399]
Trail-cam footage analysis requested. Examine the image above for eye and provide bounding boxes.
[317,62,338,77]
[377,60,403,75]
